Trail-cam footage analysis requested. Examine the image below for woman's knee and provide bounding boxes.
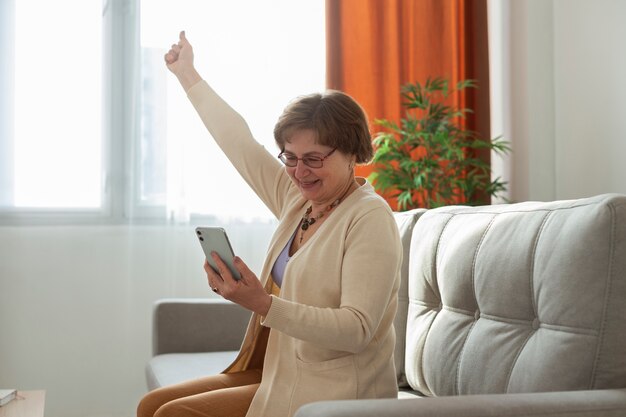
[137,389,168,417]
[152,398,199,417]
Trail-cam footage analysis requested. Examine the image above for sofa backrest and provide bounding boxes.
[393,209,428,386]
[405,194,626,396]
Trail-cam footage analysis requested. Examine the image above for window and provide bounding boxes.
[0,0,102,210]
[0,0,326,223]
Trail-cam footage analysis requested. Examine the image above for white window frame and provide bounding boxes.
[0,0,152,225]
[0,0,323,226]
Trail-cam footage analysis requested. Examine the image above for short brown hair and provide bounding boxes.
[273,90,373,164]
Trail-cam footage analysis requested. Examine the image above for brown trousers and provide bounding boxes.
[137,369,262,417]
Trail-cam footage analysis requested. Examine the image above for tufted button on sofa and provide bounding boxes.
[146,194,626,416]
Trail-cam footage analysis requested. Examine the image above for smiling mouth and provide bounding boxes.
[300,180,320,187]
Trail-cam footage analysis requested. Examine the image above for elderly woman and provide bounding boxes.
[137,31,402,417]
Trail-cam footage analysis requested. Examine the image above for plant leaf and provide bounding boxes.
[369,77,512,209]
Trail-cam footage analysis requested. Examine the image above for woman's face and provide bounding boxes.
[282,129,355,207]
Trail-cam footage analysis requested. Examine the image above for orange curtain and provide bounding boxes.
[326,0,491,209]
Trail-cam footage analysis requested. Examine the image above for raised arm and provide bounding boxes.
[164,31,202,92]
[163,31,292,218]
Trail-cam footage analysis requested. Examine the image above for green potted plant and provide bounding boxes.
[369,77,511,210]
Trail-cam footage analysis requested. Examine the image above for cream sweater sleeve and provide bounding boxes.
[262,206,402,353]
[186,80,292,218]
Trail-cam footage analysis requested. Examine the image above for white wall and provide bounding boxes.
[553,0,626,199]
[0,223,273,417]
[491,0,626,203]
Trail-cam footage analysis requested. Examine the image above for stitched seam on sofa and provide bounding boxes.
[470,213,497,313]
[417,213,455,396]
[478,314,599,336]
[414,308,440,396]
[454,319,477,396]
[539,322,599,336]
[433,213,455,299]
[504,210,552,392]
[409,299,442,309]
[529,210,552,325]
[441,305,474,316]
[438,306,488,320]
[430,199,601,216]
[477,313,537,326]
[462,212,490,393]
[452,214,495,395]
[413,285,439,394]
[504,327,536,393]
[589,201,617,389]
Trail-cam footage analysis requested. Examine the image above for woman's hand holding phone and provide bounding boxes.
[204,254,272,317]
[196,226,271,316]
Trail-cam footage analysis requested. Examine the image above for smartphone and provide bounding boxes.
[195,227,241,281]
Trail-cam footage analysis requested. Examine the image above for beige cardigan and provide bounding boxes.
[188,81,402,417]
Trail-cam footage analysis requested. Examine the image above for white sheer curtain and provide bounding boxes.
[139,1,326,223]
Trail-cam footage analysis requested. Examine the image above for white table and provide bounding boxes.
[0,391,45,417]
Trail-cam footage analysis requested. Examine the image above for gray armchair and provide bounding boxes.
[145,298,250,390]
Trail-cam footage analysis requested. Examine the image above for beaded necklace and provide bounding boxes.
[299,181,356,244]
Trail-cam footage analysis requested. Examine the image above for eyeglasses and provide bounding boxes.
[277,148,336,168]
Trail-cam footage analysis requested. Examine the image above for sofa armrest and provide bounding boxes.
[294,389,626,417]
[152,298,251,356]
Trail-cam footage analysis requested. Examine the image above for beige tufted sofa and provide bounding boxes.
[297,193,626,416]
[147,194,626,416]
